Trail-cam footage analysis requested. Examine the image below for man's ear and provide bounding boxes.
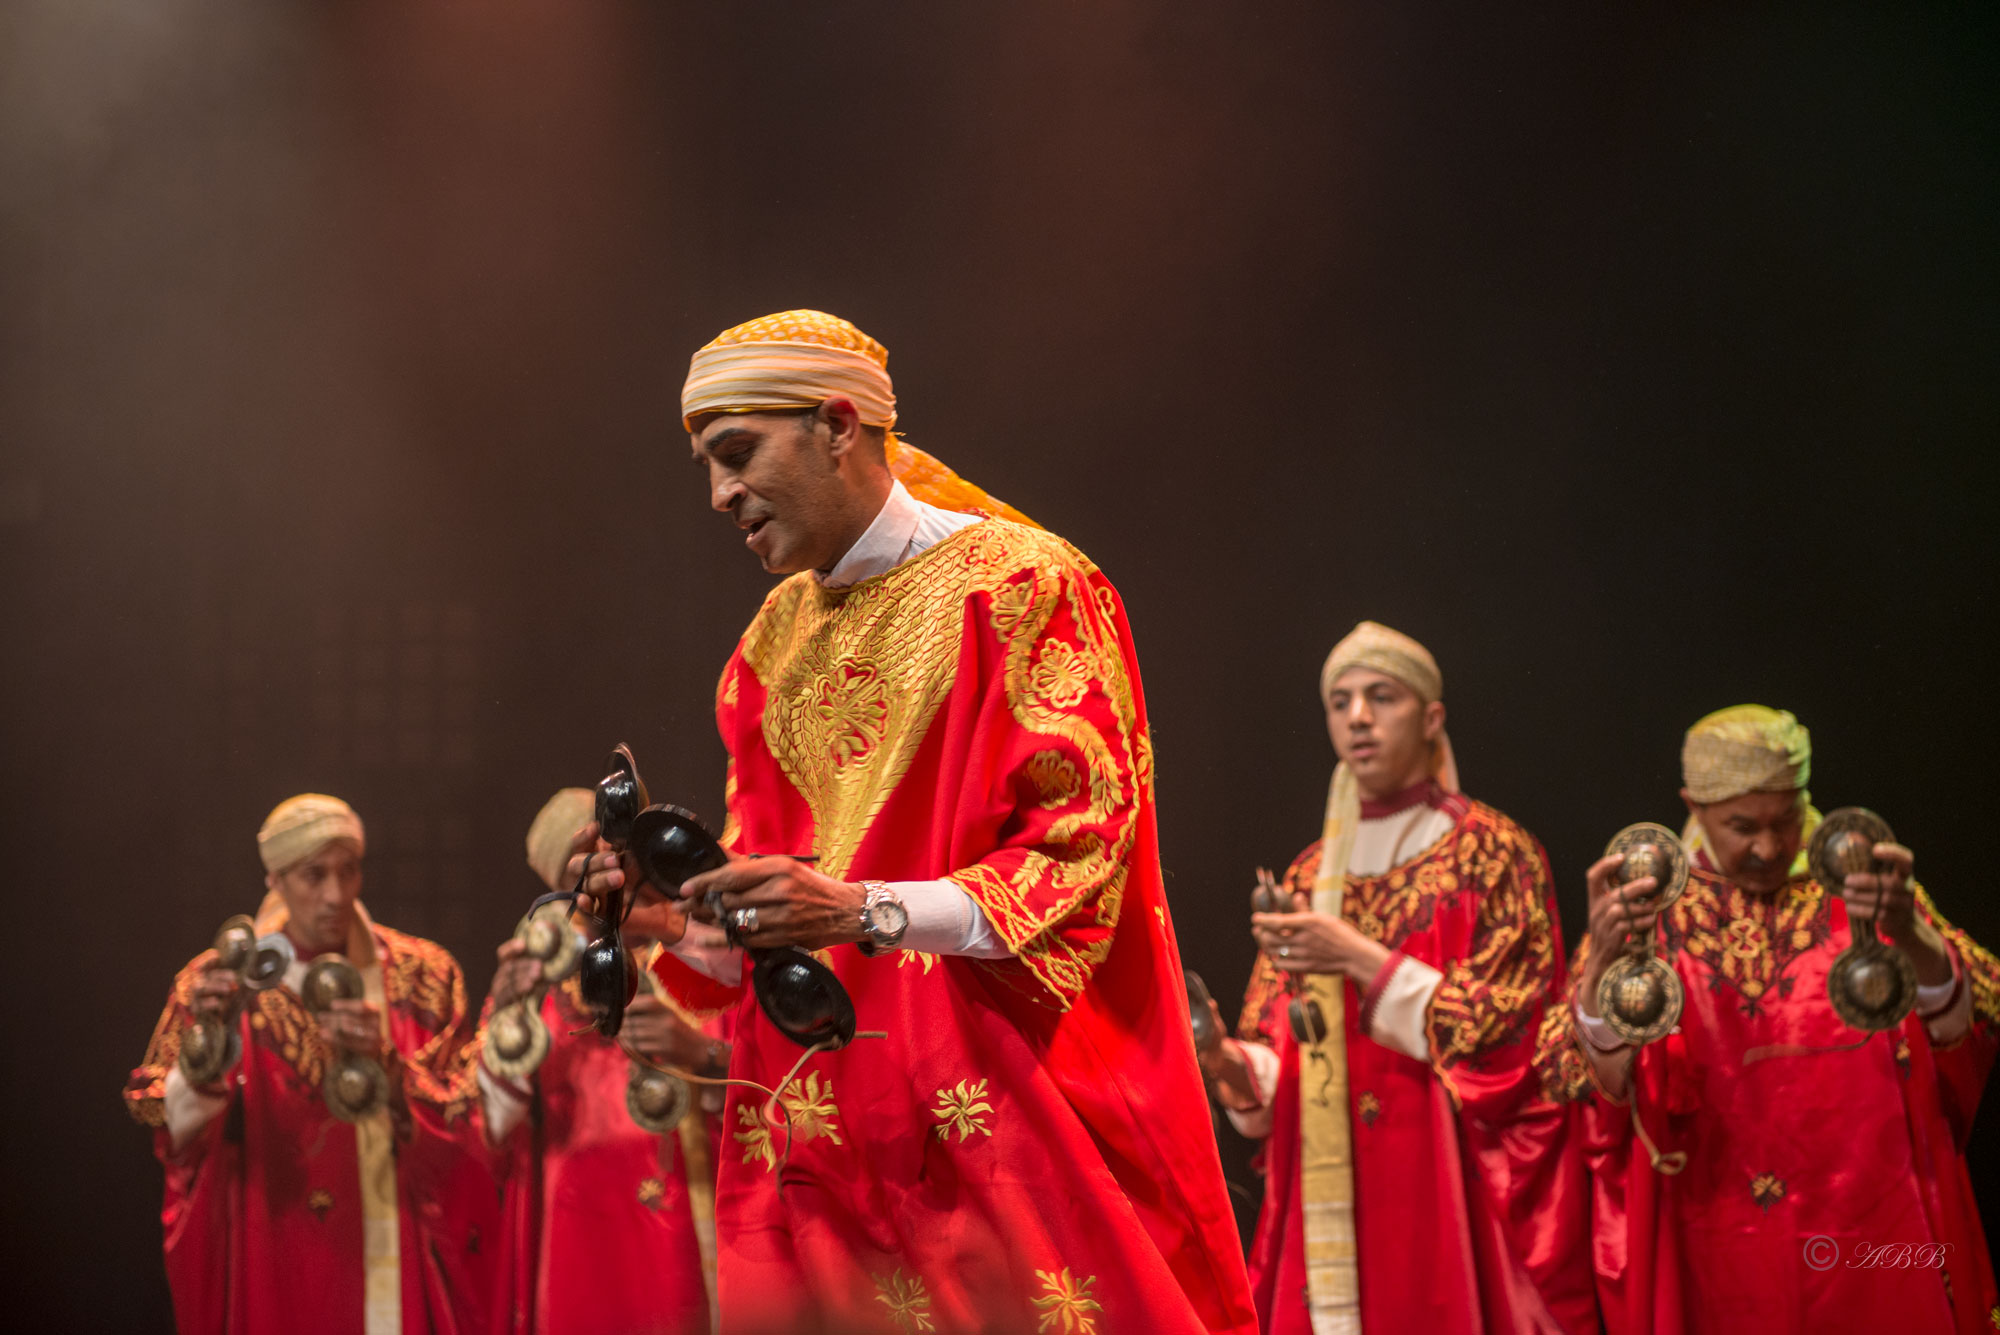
[1679,788,1700,819]
[817,396,864,460]
[1423,699,1446,741]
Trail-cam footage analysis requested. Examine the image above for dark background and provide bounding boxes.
[3,1,1994,1327]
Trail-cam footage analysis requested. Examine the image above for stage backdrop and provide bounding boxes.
[1,2,1993,1328]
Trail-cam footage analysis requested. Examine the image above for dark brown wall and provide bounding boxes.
[3,2,1994,1327]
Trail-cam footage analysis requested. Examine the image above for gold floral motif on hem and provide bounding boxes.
[1032,1267,1104,1334]
[874,1268,936,1332]
[931,1078,995,1141]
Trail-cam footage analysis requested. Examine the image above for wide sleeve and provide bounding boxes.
[1912,884,1999,1148]
[384,937,481,1129]
[943,557,1151,1008]
[1423,821,1564,1117]
[125,956,233,1163]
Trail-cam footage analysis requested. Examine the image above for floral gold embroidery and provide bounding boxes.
[637,1177,665,1208]
[1032,1268,1103,1334]
[814,658,890,770]
[1025,750,1083,807]
[1750,1172,1785,1212]
[1356,1092,1381,1126]
[874,1268,936,1332]
[896,950,938,973]
[1665,878,1831,1016]
[932,1078,995,1141]
[1028,640,1093,710]
[734,1103,777,1171]
[307,1188,334,1219]
[781,1071,843,1145]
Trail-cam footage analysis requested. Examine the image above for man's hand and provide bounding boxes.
[680,857,868,951]
[1251,911,1392,992]
[490,939,543,1011]
[558,820,688,946]
[318,998,385,1060]
[192,960,242,1020]
[1580,852,1660,1016]
[1838,841,1951,986]
[621,994,728,1074]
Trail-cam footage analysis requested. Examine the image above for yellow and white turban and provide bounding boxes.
[1318,619,1458,795]
[681,308,1038,528]
[257,793,365,875]
[526,787,594,894]
[681,309,897,432]
[1680,704,1818,873]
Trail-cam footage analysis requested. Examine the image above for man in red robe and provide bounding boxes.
[1535,705,1999,1334]
[474,787,728,1335]
[1197,620,1594,1334]
[125,793,494,1335]
[567,309,1256,1333]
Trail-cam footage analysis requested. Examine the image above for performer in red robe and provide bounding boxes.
[1202,621,1593,1334]
[474,788,727,1335]
[1535,705,1999,1334]
[124,793,494,1335]
[568,309,1256,1333]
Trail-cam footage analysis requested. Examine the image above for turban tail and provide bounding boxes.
[257,793,365,875]
[1679,704,1818,875]
[527,788,595,893]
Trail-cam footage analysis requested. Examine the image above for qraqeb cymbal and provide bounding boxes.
[1595,823,1690,1046]
[1810,807,1918,1033]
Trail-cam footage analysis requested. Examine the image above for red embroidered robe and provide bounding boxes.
[651,518,1257,1335]
[125,922,494,1335]
[1536,870,1999,1335]
[1234,798,1596,1335]
[482,974,717,1335]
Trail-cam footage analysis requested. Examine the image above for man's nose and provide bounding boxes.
[710,470,743,513]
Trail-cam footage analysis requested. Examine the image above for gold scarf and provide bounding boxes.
[1299,762,1363,1334]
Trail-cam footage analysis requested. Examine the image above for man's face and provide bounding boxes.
[1683,789,1805,895]
[690,410,849,574]
[271,841,363,953]
[1324,668,1443,798]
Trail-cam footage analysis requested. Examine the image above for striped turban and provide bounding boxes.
[257,793,365,874]
[681,309,896,433]
[1317,620,1459,794]
[525,787,594,894]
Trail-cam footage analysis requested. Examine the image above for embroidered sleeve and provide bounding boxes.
[1425,820,1559,1067]
[946,556,1150,1009]
[1533,936,1595,1104]
[386,934,476,1120]
[1915,884,2000,1033]
[124,956,208,1128]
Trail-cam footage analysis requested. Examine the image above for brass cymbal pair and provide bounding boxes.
[1594,823,1692,1046]
[483,903,585,1081]
[300,954,391,1123]
[178,916,298,1086]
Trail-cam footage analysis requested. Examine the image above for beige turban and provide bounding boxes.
[682,309,897,432]
[257,793,365,874]
[1681,704,1811,803]
[1318,620,1458,794]
[1680,704,1817,875]
[526,787,594,894]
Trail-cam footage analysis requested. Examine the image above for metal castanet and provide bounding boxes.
[625,1063,692,1134]
[301,955,391,1122]
[483,999,552,1081]
[1810,807,1919,1033]
[178,916,296,1085]
[1596,822,1691,1046]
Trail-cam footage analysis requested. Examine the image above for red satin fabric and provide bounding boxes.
[1574,871,1998,1334]
[125,924,494,1335]
[653,533,1256,1335]
[1239,806,1596,1335]
[485,979,714,1335]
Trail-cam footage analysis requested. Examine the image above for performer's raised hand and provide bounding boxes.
[1580,852,1658,1011]
[561,819,631,919]
[489,938,543,1011]
[192,960,242,1019]
[621,994,730,1076]
[319,997,385,1060]
[680,856,867,950]
[1251,910,1392,991]
[1837,841,1952,985]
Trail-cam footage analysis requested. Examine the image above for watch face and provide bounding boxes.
[870,899,910,938]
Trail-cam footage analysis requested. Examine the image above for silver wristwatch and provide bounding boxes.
[857,880,910,957]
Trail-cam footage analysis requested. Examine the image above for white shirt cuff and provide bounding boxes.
[1223,1039,1281,1139]
[896,879,1009,959]
[163,1064,230,1151]
[1918,946,1971,1045]
[1575,995,1630,1053]
[1365,956,1442,1063]
[476,1062,532,1145]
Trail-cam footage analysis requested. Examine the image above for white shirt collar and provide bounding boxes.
[819,480,978,589]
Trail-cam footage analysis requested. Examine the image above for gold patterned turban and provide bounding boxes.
[526,787,594,894]
[257,793,365,874]
[681,308,1038,527]
[1681,704,1811,804]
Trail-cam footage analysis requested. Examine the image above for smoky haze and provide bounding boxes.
[3,3,1994,1327]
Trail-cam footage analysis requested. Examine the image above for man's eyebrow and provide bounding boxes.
[693,425,754,465]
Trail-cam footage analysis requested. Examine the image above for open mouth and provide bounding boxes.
[743,518,769,547]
